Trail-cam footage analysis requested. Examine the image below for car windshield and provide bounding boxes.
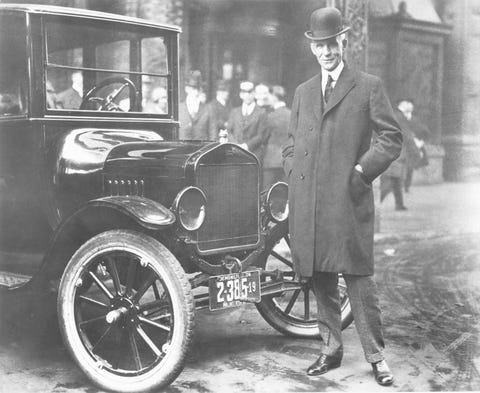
[45,16,171,115]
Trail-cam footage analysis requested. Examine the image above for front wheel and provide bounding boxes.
[58,230,194,393]
[255,222,353,338]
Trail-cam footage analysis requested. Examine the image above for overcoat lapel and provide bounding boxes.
[323,66,356,116]
[308,74,323,121]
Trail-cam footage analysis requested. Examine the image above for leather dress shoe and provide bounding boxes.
[306,353,342,376]
[372,360,394,386]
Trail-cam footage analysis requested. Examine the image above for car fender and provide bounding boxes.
[28,196,176,290]
[86,195,176,229]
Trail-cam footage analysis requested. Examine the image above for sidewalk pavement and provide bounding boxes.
[375,181,480,243]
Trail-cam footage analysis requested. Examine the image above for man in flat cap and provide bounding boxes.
[282,7,402,385]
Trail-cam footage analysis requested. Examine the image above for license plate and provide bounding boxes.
[208,270,261,311]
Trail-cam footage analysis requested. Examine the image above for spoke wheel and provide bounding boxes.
[255,221,353,338]
[58,230,194,393]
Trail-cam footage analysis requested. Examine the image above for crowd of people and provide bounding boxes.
[178,71,291,189]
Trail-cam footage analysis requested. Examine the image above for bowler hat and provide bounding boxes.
[305,7,350,41]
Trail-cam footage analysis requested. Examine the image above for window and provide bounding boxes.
[45,17,170,115]
[0,13,27,116]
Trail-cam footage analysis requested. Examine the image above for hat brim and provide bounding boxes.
[304,26,350,41]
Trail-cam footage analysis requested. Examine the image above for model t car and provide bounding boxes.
[0,4,352,392]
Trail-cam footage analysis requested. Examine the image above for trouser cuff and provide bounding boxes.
[366,350,384,363]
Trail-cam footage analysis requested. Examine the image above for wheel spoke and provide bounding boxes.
[304,289,310,320]
[91,324,115,351]
[138,316,171,332]
[110,83,128,102]
[284,289,301,315]
[271,250,293,268]
[152,281,161,300]
[88,271,114,300]
[78,295,109,309]
[132,272,157,303]
[139,298,169,313]
[113,328,127,370]
[129,331,142,371]
[136,325,162,357]
[125,259,138,296]
[79,314,107,327]
[106,257,122,295]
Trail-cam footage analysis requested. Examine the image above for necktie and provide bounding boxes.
[324,75,334,104]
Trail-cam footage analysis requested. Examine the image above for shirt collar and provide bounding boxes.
[242,101,256,116]
[321,61,345,86]
[273,101,286,110]
[217,96,226,106]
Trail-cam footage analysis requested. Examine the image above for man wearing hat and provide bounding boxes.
[227,80,268,162]
[179,70,204,140]
[195,80,231,141]
[282,7,402,386]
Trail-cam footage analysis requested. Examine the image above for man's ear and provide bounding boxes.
[309,42,317,55]
[342,39,348,49]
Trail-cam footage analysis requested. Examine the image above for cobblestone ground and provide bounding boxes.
[1,233,480,392]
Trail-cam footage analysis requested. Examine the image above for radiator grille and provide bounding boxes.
[195,163,259,253]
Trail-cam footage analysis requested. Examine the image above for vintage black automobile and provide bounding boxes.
[0,4,352,392]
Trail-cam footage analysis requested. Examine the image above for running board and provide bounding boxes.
[0,270,31,289]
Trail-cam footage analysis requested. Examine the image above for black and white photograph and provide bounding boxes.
[0,0,479,392]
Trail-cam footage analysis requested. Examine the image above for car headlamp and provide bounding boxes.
[265,182,289,223]
[172,187,206,231]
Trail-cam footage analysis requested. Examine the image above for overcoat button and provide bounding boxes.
[300,174,305,180]
[304,150,308,156]
[309,126,313,131]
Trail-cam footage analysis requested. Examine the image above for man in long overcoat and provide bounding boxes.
[227,81,268,162]
[282,7,402,385]
[263,85,290,188]
[195,80,231,141]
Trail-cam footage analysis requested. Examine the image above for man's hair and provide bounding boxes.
[270,85,286,100]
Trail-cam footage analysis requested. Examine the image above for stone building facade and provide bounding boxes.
[2,0,477,182]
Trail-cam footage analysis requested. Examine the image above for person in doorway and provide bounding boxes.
[262,85,290,188]
[195,80,230,141]
[227,80,268,163]
[179,70,204,139]
[282,7,402,386]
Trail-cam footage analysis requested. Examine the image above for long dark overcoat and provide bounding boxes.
[282,66,402,277]
[227,105,268,162]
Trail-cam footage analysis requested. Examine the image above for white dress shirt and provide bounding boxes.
[242,102,255,117]
[321,61,344,97]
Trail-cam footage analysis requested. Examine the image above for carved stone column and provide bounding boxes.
[342,0,368,71]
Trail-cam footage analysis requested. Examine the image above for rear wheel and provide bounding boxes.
[58,230,194,393]
[255,222,353,338]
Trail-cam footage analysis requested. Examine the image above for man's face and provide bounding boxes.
[217,89,229,102]
[254,85,270,107]
[240,89,255,105]
[310,36,344,72]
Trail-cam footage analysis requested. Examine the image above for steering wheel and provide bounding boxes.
[80,76,138,112]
